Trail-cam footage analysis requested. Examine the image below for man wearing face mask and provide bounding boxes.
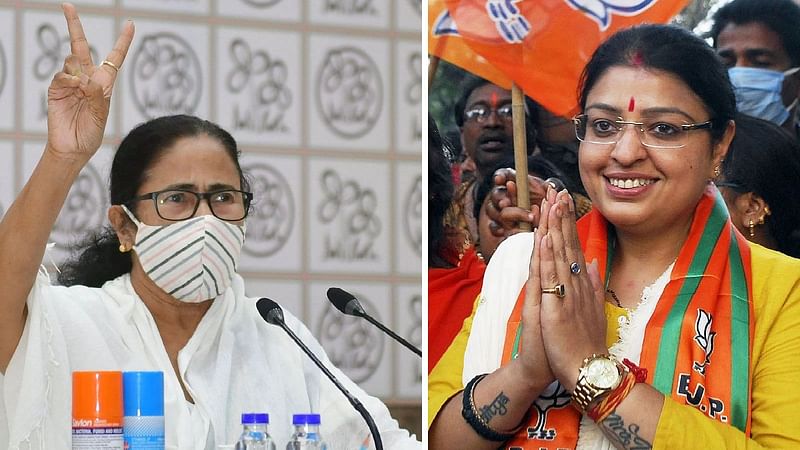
[0,5,420,449]
[711,0,800,138]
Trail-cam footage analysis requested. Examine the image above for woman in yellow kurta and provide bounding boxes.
[428,24,800,449]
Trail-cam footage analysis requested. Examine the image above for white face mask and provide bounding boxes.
[122,205,246,303]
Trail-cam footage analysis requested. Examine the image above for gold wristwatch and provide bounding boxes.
[571,353,625,412]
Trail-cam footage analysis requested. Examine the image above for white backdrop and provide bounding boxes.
[0,0,422,411]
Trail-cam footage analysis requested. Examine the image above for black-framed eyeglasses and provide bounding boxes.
[573,113,713,149]
[464,103,514,124]
[130,189,254,221]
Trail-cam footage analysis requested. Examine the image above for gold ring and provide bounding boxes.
[101,60,119,72]
[542,284,565,298]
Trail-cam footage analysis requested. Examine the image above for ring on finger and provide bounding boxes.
[570,262,581,275]
[101,60,119,73]
[541,284,565,298]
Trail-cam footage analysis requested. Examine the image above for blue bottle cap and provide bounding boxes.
[123,371,164,417]
[241,413,269,424]
[292,414,321,425]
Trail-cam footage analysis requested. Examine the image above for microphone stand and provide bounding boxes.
[259,300,384,450]
[360,313,421,357]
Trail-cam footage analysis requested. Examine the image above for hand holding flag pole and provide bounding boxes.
[431,0,690,229]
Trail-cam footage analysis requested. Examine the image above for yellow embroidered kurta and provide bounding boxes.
[428,242,800,448]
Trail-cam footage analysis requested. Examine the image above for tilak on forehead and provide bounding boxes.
[626,50,643,113]
[631,50,644,67]
[490,91,498,109]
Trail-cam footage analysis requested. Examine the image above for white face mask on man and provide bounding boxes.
[122,205,246,303]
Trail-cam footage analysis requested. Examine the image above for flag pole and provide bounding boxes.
[511,82,531,231]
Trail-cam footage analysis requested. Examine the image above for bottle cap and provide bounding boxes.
[241,413,269,424]
[292,414,321,425]
[72,371,123,423]
[123,371,164,417]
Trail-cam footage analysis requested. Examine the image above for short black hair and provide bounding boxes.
[453,76,539,145]
[579,24,735,142]
[454,76,492,128]
[710,0,800,67]
[722,113,800,257]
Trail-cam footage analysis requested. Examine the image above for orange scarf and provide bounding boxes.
[499,186,753,448]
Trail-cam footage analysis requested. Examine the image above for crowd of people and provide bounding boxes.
[429,0,800,448]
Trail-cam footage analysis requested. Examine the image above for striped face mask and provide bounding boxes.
[122,205,246,303]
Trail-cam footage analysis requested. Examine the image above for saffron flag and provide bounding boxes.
[430,0,690,117]
[429,0,512,89]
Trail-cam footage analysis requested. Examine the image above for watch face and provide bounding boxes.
[586,358,620,389]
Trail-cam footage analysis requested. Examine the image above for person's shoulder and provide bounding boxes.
[749,242,800,317]
[750,243,800,284]
[43,272,123,301]
[489,232,534,264]
[479,232,533,307]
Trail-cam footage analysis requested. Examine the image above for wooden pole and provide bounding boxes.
[511,82,531,231]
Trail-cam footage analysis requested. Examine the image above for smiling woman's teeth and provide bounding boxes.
[609,178,653,189]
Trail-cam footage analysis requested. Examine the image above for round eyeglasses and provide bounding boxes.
[573,113,713,149]
[130,189,254,221]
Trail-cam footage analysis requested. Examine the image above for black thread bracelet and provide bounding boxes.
[461,373,522,442]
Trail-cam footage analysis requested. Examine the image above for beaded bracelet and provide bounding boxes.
[460,373,523,442]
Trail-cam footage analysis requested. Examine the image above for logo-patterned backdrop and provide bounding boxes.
[0,0,422,434]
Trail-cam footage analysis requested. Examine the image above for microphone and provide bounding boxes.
[256,298,383,450]
[326,287,422,357]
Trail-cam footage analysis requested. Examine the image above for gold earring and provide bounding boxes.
[749,219,755,238]
[119,243,130,253]
[764,205,772,216]
[713,165,721,178]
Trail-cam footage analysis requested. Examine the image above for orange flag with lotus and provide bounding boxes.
[430,0,690,117]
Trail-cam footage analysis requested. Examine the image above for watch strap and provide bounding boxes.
[571,354,624,412]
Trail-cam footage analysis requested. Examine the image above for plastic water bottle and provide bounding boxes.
[285,414,327,450]
[235,413,276,450]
